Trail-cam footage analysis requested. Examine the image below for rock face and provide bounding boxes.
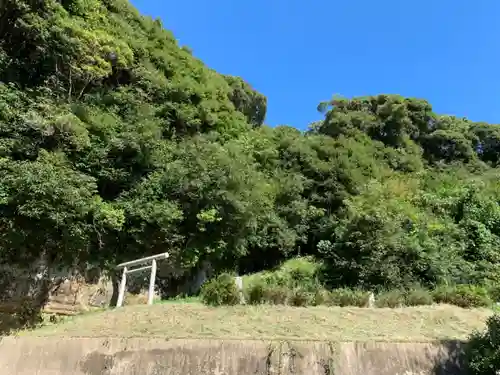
[0,258,208,318]
[0,258,213,326]
[44,272,115,315]
[0,263,116,317]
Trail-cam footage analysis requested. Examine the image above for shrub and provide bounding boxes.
[289,267,312,283]
[288,287,312,307]
[433,285,492,308]
[246,282,266,305]
[288,263,320,291]
[465,314,500,375]
[263,285,289,305]
[262,273,288,288]
[200,273,240,307]
[432,285,452,305]
[405,287,433,306]
[376,290,405,308]
[330,288,369,307]
[246,257,322,291]
[245,282,289,305]
[486,284,500,302]
[282,257,320,279]
[289,268,319,292]
[311,289,332,306]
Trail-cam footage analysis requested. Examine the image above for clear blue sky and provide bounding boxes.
[131,0,500,129]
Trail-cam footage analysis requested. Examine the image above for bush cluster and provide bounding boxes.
[465,314,500,375]
[432,285,492,308]
[200,273,241,307]
[243,282,372,307]
[201,271,497,309]
[375,287,434,308]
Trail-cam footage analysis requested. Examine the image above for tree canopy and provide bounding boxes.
[2,0,500,291]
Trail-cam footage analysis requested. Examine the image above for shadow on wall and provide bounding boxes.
[334,341,469,375]
[432,340,467,375]
[0,313,25,336]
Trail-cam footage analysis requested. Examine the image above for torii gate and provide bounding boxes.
[115,252,169,308]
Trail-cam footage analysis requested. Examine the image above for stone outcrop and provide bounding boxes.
[0,264,115,317]
[0,256,212,319]
[44,272,115,315]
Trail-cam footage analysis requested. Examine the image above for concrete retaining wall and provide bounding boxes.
[0,337,465,375]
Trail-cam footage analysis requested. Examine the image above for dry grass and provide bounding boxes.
[16,303,493,342]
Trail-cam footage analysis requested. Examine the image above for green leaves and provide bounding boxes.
[121,135,278,269]
[223,75,267,127]
[0,151,124,264]
[3,0,500,297]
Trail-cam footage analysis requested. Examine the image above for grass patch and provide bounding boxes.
[16,303,492,342]
[155,296,201,304]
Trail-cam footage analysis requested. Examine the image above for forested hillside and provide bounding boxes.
[2,0,500,292]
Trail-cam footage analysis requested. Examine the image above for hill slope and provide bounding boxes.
[21,303,492,342]
[2,0,500,298]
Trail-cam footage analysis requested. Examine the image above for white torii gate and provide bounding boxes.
[115,252,169,308]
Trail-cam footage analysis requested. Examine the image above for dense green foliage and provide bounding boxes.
[200,273,240,307]
[237,258,492,309]
[466,314,500,375]
[3,0,500,297]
